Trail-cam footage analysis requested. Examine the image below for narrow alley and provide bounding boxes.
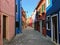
[0,0,60,45]
[4,27,55,45]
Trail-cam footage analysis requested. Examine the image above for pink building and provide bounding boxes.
[0,0,15,45]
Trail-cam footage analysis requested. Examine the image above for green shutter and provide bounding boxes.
[42,4,44,12]
[42,5,43,12]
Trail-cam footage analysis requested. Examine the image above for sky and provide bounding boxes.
[22,0,40,18]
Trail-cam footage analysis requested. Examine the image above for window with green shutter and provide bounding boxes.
[38,9,40,15]
[40,8,42,13]
[42,4,45,12]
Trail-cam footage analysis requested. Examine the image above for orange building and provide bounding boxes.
[22,8,27,29]
[26,17,33,27]
[35,0,46,36]
[0,0,15,45]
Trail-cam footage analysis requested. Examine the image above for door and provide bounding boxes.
[3,16,6,39]
[40,20,42,34]
[52,16,57,43]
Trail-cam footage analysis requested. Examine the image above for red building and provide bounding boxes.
[34,0,46,36]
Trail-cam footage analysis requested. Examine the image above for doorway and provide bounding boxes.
[51,15,58,43]
[3,15,6,39]
[40,20,42,34]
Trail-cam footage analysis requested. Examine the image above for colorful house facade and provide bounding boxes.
[31,10,36,28]
[46,0,60,45]
[0,0,15,45]
[34,0,46,36]
[26,17,33,27]
[16,0,22,34]
[21,8,27,29]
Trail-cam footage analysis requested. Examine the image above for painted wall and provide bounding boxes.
[0,13,3,45]
[35,0,46,36]
[0,0,15,43]
[37,0,46,13]
[31,10,36,23]
[46,0,60,33]
[46,0,52,12]
[46,0,60,15]
[46,30,51,37]
[16,0,22,34]
[59,11,60,43]
[46,15,51,37]
[22,10,27,29]
[0,0,15,16]
[46,0,60,44]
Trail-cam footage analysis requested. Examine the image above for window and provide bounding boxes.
[38,8,42,16]
[16,5,17,12]
[42,4,45,12]
[38,10,40,15]
[40,8,42,13]
[46,0,50,8]
[47,16,50,30]
[16,22,19,28]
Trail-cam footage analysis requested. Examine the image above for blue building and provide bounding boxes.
[46,0,60,45]
[15,0,22,34]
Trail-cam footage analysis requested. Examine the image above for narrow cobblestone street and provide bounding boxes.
[4,27,55,45]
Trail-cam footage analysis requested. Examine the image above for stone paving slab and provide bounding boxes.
[4,27,55,45]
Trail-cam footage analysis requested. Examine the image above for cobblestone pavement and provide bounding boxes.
[4,26,55,45]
